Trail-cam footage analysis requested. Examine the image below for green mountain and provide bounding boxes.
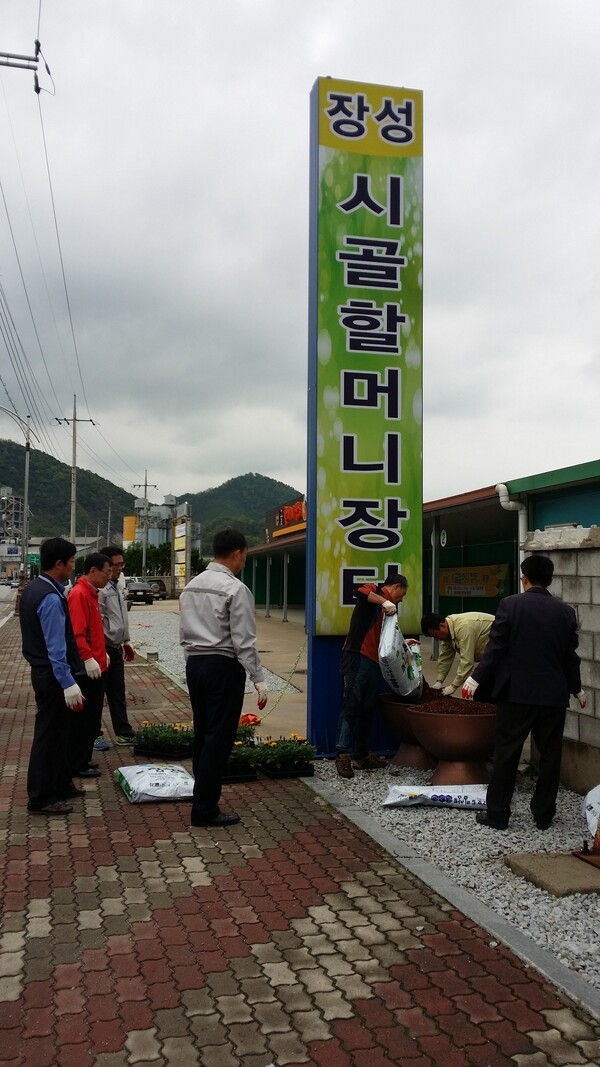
[178,472,301,548]
[0,439,136,539]
[0,441,300,547]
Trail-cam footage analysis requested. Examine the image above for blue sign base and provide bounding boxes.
[307,634,402,758]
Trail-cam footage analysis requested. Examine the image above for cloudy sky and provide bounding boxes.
[0,0,598,506]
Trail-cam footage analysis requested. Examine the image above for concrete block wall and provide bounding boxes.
[524,527,600,792]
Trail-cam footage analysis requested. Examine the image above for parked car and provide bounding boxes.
[125,580,154,610]
[148,578,167,600]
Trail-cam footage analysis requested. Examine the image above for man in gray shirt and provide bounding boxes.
[180,528,267,827]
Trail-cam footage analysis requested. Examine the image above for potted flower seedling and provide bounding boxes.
[133,721,194,759]
[254,733,316,778]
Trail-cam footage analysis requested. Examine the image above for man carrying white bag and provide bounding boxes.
[335,574,410,780]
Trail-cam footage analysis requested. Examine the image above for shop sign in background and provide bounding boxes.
[439,564,510,599]
[308,77,423,637]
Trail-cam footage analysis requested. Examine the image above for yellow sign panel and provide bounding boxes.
[439,564,509,599]
[319,78,422,157]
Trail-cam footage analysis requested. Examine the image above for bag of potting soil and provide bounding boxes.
[115,763,194,803]
[382,783,488,809]
[378,616,423,698]
[582,784,600,836]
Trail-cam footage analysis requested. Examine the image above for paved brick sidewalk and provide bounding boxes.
[2,615,600,1066]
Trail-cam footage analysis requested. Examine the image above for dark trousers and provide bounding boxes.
[67,674,106,775]
[186,654,246,822]
[487,701,566,826]
[27,666,75,809]
[335,652,380,758]
[104,645,133,736]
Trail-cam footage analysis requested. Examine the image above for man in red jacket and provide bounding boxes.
[67,553,112,779]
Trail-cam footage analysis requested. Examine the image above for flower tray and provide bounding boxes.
[222,772,258,784]
[133,744,193,760]
[259,765,315,779]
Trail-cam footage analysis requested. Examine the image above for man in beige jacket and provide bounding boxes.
[420,611,495,696]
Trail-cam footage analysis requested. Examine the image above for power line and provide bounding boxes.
[0,72,76,395]
[0,175,64,415]
[36,97,91,416]
[0,282,57,455]
[1,22,143,493]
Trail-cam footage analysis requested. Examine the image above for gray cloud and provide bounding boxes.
[1,0,599,506]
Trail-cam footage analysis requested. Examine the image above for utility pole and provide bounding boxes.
[0,408,39,577]
[55,396,94,544]
[133,471,157,577]
[0,45,38,73]
[107,499,112,545]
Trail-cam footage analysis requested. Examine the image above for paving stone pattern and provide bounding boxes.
[2,616,600,1065]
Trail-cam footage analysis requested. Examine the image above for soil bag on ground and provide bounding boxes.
[582,784,600,836]
[382,783,488,809]
[115,763,194,803]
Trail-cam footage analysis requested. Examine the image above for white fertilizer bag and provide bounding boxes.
[378,615,423,698]
[115,763,194,804]
[382,783,488,810]
[582,784,600,837]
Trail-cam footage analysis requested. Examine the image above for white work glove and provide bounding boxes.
[123,642,135,663]
[442,684,457,697]
[84,658,102,680]
[64,683,85,711]
[381,600,397,616]
[576,691,587,709]
[255,681,268,710]
[431,681,443,690]
[461,676,479,700]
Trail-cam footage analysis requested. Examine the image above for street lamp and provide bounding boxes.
[0,408,40,576]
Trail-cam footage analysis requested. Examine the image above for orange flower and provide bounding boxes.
[239,713,261,726]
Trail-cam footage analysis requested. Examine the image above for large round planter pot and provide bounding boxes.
[409,701,496,785]
[378,693,436,771]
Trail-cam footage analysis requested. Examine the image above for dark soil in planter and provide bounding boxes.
[411,681,495,715]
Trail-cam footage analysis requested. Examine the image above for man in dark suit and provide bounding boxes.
[462,554,585,831]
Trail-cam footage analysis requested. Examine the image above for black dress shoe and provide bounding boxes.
[191,812,240,827]
[76,767,102,779]
[534,817,553,830]
[28,802,74,816]
[59,786,86,799]
[475,811,509,830]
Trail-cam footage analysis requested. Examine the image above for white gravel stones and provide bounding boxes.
[312,757,600,990]
[127,609,298,694]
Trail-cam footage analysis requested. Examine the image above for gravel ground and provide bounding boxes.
[128,609,298,693]
[128,608,600,992]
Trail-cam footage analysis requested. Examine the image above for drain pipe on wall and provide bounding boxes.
[496,483,528,580]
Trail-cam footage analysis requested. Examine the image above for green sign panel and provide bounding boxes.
[308,77,423,636]
[28,553,40,564]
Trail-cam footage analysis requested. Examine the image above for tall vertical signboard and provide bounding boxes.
[307,78,423,752]
[173,512,192,593]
